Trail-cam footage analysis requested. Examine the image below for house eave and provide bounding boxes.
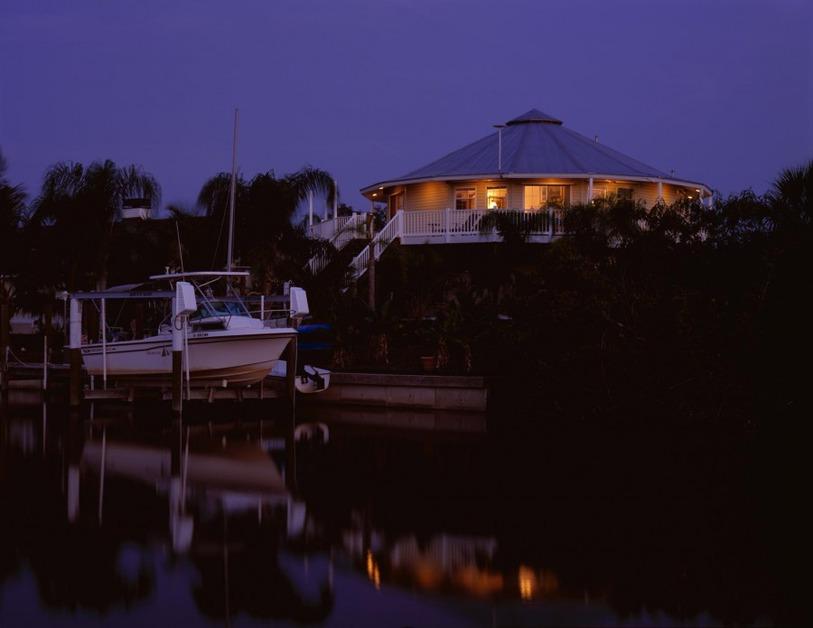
[361,172,712,199]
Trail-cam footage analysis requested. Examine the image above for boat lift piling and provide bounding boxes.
[69,297,82,408]
[1,301,9,398]
[171,296,183,415]
[283,329,298,492]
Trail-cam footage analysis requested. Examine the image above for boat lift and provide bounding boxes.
[66,272,307,413]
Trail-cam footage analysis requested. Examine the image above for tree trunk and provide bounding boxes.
[367,239,375,311]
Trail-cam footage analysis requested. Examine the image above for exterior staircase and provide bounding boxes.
[308,208,568,279]
[306,213,364,274]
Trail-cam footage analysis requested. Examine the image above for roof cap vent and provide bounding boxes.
[505,108,563,126]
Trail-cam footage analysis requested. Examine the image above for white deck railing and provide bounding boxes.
[349,208,567,278]
[306,214,360,242]
[306,213,364,274]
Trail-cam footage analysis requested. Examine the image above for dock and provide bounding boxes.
[301,372,489,412]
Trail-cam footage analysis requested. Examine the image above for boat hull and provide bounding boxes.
[81,329,296,387]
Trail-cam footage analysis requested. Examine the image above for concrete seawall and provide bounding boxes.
[302,372,488,412]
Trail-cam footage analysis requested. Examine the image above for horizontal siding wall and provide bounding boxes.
[400,178,695,212]
[405,181,452,211]
[635,183,659,208]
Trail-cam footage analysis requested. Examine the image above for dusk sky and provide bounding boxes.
[2,0,811,218]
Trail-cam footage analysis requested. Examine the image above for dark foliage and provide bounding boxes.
[334,163,813,434]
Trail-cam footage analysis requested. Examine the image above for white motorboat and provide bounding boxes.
[77,271,307,387]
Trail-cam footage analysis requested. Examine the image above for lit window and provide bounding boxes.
[487,187,507,209]
[591,187,607,201]
[524,185,566,209]
[455,188,476,210]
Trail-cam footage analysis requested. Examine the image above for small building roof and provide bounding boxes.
[362,108,709,194]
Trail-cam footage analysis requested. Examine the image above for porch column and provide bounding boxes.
[657,180,664,203]
[587,177,594,203]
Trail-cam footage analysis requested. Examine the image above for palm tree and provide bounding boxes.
[0,149,26,280]
[196,166,336,287]
[0,149,26,346]
[770,160,813,227]
[27,159,160,291]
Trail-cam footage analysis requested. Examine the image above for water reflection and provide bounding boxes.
[0,401,787,626]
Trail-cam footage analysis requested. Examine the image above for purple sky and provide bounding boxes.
[1,0,811,219]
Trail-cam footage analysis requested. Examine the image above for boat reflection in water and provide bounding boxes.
[0,401,784,627]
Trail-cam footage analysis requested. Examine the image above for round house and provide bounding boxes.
[361,108,711,220]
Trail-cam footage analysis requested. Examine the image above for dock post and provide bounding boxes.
[68,298,83,408]
[284,335,298,491]
[171,297,183,415]
[42,334,48,393]
[0,300,8,397]
[285,336,298,408]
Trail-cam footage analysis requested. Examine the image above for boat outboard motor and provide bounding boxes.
[299,364,326,391]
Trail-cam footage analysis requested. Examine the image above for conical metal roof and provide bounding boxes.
[361,109,708,194]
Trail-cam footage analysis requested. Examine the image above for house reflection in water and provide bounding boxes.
[344,528,561,602]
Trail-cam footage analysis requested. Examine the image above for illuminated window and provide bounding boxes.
[487,187,507,209]
[455,188,476,210]
[591,186,607,201]
[523,185,566,209]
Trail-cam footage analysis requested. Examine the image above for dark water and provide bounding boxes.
[0,398,794,627]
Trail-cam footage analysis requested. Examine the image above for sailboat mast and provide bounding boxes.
[226,108,239,274]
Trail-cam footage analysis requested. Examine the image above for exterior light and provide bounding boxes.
[372,193,377,197]
[378,186,384,190]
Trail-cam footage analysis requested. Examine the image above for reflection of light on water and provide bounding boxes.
[452,565,503,596]
[519,565,536,600]
[366,550,381,589]
[518,566,560,600]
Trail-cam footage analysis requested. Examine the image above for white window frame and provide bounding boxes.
[487,186,507,210]
[454,187,476,210]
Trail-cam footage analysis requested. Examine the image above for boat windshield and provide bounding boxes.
[190,299,247,320]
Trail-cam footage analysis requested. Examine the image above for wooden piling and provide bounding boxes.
[68,298,82,408]
[171,297,183,415]
[0,301,8,397]
[283,336,298,492]
[172,351,182,414]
